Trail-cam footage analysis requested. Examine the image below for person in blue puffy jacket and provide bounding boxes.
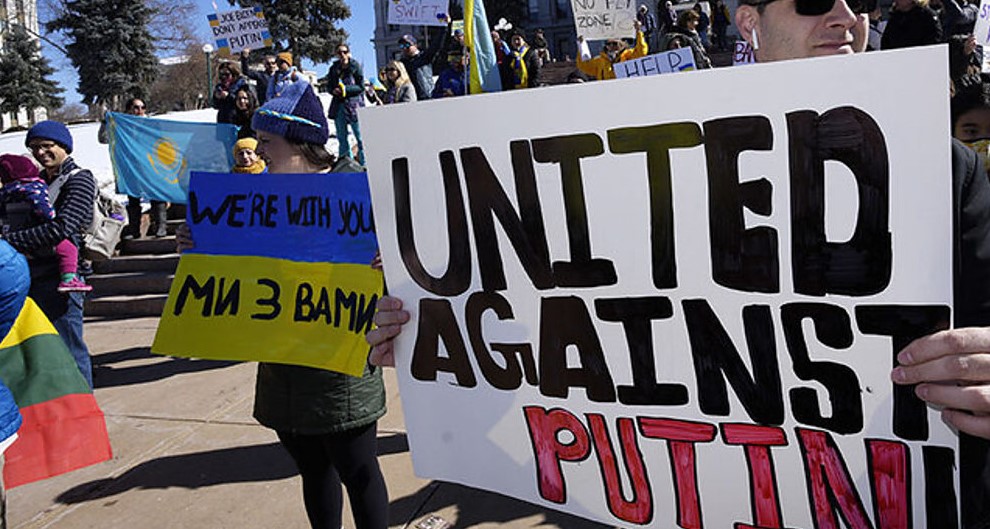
[0,239,27,529]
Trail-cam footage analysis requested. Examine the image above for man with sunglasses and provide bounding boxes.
[398,14,453,101]
[121,98,167,239]
[326,44,366,166]
[239,49,277,105]
[733,0,990,526]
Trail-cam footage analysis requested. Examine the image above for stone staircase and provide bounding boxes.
[85,222,181,319]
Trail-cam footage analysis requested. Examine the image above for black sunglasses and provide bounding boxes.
[743,0,870,16]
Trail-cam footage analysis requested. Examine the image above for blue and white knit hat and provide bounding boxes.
[251,81,329,145]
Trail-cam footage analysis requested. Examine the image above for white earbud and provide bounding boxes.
[751,28,760,50]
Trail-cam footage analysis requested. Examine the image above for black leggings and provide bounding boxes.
[277,423,388,529]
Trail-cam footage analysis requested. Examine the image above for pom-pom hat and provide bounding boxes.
[251,81,329,145]
[0,154,40,184]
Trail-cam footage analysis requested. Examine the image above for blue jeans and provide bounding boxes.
[334,114,365,167]
[30,280,91,388]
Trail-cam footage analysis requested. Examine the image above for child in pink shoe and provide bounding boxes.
[0,154,91,293]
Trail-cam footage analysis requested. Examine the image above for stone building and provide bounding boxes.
[372,0,582,71]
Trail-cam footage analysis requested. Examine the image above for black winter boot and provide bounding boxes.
[124,196,142,239]
[149,201,168,238]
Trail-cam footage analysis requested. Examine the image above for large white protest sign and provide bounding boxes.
[571,0,637,41]
[207,7,272,55]
[388,0,448,27]
[614,48,696,78]
[361,47,957,527]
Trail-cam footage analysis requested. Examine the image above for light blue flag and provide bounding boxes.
[466,0,502,94]
[107,112,239,204]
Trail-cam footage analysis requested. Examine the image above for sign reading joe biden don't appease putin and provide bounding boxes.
[361,47,960,527]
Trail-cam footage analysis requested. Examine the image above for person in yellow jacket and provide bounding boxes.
[576,20,648,80]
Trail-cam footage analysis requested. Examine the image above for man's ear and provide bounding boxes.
[735,5,760,48]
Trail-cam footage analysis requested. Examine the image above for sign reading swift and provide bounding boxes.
[387,0,449,26]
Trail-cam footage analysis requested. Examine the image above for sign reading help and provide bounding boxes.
[152,171,382,377]
[359,47,959,527]
[207,7,273,54]
[387,0,449,27]
[613,48,696,78]
[570,0,637,41]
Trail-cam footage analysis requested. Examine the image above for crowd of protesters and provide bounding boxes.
[6,0,990,528]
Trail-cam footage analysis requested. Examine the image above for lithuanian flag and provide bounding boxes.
[0,297,112,488]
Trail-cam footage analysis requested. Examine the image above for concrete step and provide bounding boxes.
[89,271,174,296]
[85,293,168,318]
[120,235,177,256]
[93,253,180,274]
[165,218,184,235]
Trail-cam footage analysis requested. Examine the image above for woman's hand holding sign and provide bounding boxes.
[366,296,408,368]
[175,223,194,253]
[893,327,990,439]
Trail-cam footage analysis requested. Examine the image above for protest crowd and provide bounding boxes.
[2,0,990,528]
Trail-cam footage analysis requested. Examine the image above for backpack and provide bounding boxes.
[50,169,127,262]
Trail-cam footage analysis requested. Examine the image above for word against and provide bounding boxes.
[614,48,696,78]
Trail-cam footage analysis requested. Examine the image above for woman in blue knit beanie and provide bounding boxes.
[179,81,388,529]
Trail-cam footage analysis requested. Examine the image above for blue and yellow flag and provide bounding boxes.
[152,171,383,377]
[465,0,502,94]
[107,112,239,204]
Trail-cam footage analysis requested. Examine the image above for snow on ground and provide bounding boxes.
[0,92,342,195]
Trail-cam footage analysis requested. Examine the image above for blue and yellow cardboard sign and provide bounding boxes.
[207,7,273,55]
[107,112,239,204]
[152,171,382,377]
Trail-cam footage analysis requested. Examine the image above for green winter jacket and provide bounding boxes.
[251,162,385,435]
[253,361,385,435]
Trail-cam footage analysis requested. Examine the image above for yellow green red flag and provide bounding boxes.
[0,297,112,488]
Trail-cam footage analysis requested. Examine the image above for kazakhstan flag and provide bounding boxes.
[107,112,239,204]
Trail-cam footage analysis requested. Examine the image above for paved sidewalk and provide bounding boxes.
[7,317,612,529]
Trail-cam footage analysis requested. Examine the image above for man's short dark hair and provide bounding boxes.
[952,74,990,128]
